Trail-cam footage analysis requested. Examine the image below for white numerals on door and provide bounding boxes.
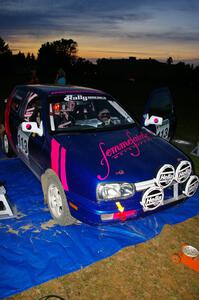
[156,119,170,140]
[17,129,30,156]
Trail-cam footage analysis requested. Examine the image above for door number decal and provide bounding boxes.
[156,119,170,140]
[17,128,30,156]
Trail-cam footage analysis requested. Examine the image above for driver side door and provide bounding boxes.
[18,91,46,177]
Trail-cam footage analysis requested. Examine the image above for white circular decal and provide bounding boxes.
[156,164,175,188]
[183,175,199,197]
[175,160,192,183]
[140,187,164,212]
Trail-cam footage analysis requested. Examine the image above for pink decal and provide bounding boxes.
[26,124,32,130]
[113,210,137,220]
[154,118,158,123]
[126,131,140,157]
[51,139,69,191]
[98,131,152,181]
[51,139,60,175]
[60,147,69,191]
[97,142,110,181]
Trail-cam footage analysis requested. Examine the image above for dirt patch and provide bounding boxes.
[6,225,19,235]
[41,219,57,230]
[19,224,34,231]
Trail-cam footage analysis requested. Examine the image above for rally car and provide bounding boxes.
[2,84,199,225]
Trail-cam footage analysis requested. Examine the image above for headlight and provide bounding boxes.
[97,182,135,201]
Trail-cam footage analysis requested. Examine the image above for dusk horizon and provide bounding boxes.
[1,0,199,65]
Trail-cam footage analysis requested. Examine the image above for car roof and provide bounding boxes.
[17,84,107,96]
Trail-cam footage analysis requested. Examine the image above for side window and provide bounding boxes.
[11,89,28,113]
[23,92,41,125]
[147,89,173,118]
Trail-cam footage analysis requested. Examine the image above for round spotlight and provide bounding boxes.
[141,186,164,212]
[156,164,175,188]
[175,160,192,183]
[183,175,199,197]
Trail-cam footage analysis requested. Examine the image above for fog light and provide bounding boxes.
[156,164,175,188]
[175,160,192,183]
[141,187,164,212]
[183,175,199,197]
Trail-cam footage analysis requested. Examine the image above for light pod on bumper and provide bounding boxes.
[156,164,175,188]
[175,160,192,183]
[141,186,164,211]
[183,175,199,197]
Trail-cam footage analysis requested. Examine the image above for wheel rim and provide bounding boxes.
[3,135,9,154]
[48,183,63,218]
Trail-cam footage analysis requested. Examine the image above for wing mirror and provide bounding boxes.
[143,114,163,126]
[21,121,43,136]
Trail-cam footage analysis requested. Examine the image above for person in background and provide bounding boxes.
[29,69,39,84]
[55,68,66,85]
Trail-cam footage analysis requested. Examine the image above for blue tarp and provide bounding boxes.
[0,157,199,300]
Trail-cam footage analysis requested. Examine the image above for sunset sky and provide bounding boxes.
[0,0,199,64]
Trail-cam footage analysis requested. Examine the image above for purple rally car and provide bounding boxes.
[2,85,199,225]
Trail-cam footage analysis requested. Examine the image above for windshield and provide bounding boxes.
[48,93,134,132]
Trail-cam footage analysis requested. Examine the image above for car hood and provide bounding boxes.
[53,126,188,198]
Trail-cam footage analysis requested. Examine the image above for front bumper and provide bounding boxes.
[66,176,198,225]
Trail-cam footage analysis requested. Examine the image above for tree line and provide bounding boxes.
[0,36,199,97]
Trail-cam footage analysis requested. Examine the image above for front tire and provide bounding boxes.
[44,171,77,226]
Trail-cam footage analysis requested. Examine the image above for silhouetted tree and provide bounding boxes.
[37,38,78,82]
[16,51,25,62]
[71,57,96,83]
[0,37,12,76]
[26,52,36,68]
[167,57,173,65]
[0,37,12,56]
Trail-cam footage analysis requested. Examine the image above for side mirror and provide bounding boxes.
[21,121,43,136]
[143,114,163,126]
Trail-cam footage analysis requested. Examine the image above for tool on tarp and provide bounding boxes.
[0,184,16,219]
[172,244,199,272]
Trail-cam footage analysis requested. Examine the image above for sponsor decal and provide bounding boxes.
[184,175,199,197]
[178,169,190,181]
[116,201,124,212]
[97,130,152,180]
[156,119,170,140]
[17,127,30,156]
[156,164,175,188]
[64,94,106,102]
[141,187,164,211]
[175,160,192,183]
